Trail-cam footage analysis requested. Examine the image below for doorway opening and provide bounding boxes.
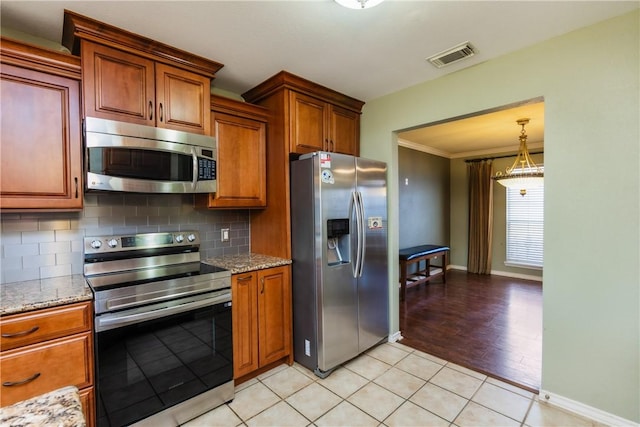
[396,97,544,392]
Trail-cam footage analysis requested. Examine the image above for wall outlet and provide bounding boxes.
[221,228,230,242]
[305,339,311,356]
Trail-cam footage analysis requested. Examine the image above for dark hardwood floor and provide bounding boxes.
[399,270,542,393]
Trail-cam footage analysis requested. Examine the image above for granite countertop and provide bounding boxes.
[0,386,85,427]
[0,275,93,316]
[205,253,291,274]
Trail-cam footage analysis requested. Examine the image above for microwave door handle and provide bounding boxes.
[192,149,199,190]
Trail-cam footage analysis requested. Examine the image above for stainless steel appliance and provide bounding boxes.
[290,152,389,378]
[84,117,217,193]
[84,231,232,427]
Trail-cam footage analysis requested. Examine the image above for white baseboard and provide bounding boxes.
[490,269,542,282]
[388,331,403,343]
[447,264,542,282]
[539,389,639,427]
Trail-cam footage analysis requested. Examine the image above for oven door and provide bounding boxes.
[95,291,233,427]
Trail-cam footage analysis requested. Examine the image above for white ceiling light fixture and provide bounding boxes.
[335,0,385,9]
[492,118,544,196]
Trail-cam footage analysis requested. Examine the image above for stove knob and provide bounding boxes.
[107,239,118,248]
[90,240,102,249]
[187,234,196,242]
[175,234,184,243]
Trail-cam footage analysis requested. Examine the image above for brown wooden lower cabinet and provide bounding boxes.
[78,386,96,427]
[232,265,292,382]
[0,301,95,426]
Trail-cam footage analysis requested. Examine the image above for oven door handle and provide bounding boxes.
[95,293,230,332]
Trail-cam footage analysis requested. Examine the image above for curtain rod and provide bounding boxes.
[464,151,543,163]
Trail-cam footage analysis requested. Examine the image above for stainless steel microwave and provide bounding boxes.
[84,117,217,194]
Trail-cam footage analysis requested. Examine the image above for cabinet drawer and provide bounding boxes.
[0,302,92,351]
[0,332,93,406]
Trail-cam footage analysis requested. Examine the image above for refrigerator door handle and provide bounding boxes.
[352,190,363,278]
[353,191,365,278]
[356,191,366,278]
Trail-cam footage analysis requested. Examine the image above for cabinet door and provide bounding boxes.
[79,386,96,427]
[0,64,82,210]
[329,105,360,156]
[155,63,210,134]
[81,42,155,126]
[289,91,327,154]
[0,332,93,406]
[257,266,292,367]
[232,273,259,379]
[208,112,266,208]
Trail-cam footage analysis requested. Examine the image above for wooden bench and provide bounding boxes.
[399,244,450,300]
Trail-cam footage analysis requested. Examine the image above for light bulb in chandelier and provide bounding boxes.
[492,118,544,196]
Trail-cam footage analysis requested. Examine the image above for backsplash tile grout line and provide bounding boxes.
[1,194,251,284]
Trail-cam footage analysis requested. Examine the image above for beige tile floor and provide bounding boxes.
[182,342,605,427]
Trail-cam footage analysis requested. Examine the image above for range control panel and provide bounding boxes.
[84,231,200,255]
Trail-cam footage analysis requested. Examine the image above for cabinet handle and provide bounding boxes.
[237,275,252,282]
[260,277,265,294]
[1,325,39,338]
[330,140,335,152]
[149,101,153,120]
[74,177,79,198]
[3,372,41,387]
[159,103,163,122]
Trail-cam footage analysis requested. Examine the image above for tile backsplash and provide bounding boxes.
[0,193,250,284]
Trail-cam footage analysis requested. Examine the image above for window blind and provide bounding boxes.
[506,185,544,268]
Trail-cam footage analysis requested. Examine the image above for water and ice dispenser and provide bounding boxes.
[326,218,350,266]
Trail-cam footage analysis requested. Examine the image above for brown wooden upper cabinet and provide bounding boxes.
[196,95,267,209]
[241,71,364,259]
[80,43,211,134]
[290,91,360,155]
[0,37,83,211]
[243,71,364,157]
[62,10,224,135]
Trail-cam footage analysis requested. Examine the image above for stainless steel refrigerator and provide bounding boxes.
[290,151,389,378]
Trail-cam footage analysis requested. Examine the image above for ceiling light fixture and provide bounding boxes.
[492,118,544,196]
[335,0,384,9]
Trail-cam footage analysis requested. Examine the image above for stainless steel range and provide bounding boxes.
[84,231,233,427]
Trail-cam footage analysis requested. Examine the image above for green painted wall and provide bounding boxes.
[398,147,450,249]
[449,158,468,268]
[360,10,639,423]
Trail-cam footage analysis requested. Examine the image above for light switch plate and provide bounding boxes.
[221,228,229,242]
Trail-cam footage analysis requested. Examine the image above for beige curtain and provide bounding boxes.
[467,160,494,274]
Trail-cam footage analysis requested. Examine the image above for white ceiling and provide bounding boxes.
[398,99,545,158]
[1,1,637,154]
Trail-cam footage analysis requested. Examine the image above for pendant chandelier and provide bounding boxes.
[335,0,384,9]
[492,118,543,196]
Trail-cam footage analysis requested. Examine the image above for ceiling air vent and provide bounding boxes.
[427,42,476,68]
